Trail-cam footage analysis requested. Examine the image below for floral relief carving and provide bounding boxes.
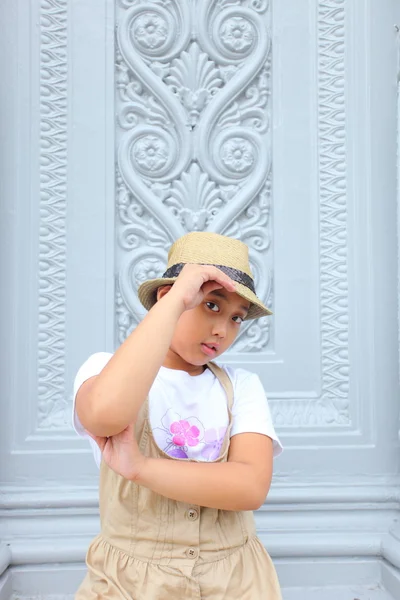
[163,162,224,231]
[220,137,255,173]
[116,0,272,355]
[219,17,255,53]
[115,0,351,426]
[133,135,169,172]
[165,42,223,127]
[132,12,168,50]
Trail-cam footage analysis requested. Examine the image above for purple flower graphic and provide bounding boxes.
[168,447,189,459]
[201,427,227,461]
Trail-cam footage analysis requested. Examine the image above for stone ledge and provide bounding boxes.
[1,559,399,599]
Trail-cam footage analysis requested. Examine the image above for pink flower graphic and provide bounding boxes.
[153,410,205,458]
[170,420,200,447]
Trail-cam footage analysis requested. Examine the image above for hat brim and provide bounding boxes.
[138,278,273,320]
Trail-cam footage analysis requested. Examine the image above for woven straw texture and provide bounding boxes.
[137,232,272,320]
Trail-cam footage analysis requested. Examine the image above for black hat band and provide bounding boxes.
[162,263,256,295]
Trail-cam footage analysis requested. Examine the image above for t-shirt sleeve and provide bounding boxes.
[229,368,283,458]
[72,352,113,467]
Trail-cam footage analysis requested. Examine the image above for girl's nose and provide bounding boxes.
[211,321,227,338]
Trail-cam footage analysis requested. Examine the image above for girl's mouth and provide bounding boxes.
[201,343,218,357]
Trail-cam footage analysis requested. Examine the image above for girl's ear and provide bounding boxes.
[156,285,173,302]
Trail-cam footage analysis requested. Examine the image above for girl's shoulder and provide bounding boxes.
[214,362,262,391]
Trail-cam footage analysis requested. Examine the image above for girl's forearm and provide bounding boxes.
[136,457,265,511]
[85,293,184,437]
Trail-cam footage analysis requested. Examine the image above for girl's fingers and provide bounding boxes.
[203,277,235,296]
[208,268,236,291]
[223,278,236,292]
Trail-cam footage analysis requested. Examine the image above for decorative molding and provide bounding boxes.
[37,0,69,430]
[1,478,400,509]
[113,0,352,427]
[268,0,350,427]
[1,483,399,594]
[115,0,273,352]
[317,0,350,419]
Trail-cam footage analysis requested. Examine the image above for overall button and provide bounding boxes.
[187,508,199,521]
[186,547,198,559]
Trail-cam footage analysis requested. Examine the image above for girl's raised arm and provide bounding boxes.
[75,265,235,438]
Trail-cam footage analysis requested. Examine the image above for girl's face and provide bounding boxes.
[157,286,251,374]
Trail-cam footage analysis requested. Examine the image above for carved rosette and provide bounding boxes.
[37,0,69,429]
[116,0,273,353]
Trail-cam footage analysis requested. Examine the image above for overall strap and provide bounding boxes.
[206,362,234,411]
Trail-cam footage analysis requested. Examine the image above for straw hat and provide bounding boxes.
[138,232,272,320]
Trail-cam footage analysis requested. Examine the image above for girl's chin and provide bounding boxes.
[172,350,207,368]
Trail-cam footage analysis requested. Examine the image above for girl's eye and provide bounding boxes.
[232,316,244,324]
[206,302,219,312]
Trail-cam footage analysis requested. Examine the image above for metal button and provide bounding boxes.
[186,547,198,559]
[187,508,198,521]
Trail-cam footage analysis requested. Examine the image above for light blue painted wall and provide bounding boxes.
[0,0,400,595]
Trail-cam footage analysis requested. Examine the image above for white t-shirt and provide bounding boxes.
[72,352,283,468]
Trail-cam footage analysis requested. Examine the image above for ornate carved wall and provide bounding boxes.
[0,0,398,484]
[114,1,273,353]
[1,0,400,595]
[113,0,355,453]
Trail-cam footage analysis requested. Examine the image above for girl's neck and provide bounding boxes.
[162,350,205,376]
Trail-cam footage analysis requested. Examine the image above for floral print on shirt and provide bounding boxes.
[201,427,227,461]
[153,409,205,459]
[153,408,226,461]
[170,420,201,447]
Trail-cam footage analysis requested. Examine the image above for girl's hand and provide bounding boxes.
[169,264,236,312]
[85,423,147,481]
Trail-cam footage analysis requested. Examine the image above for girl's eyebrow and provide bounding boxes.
[208,290,250,314]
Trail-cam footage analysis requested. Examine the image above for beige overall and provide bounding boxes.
[75,362,282,599]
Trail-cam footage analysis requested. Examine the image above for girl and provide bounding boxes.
[73,231,283,599]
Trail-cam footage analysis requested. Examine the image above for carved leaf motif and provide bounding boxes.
[218,69,269,132]
[117,55,171,128]
[116,285,136,343]
[216,0,241,9]
[117,175,172,249]
[166,43,223,126]
[163,163,224,231]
